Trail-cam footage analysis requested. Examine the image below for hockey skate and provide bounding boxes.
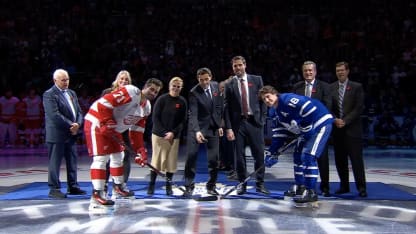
[292,189,319,209]
[283,184,306,200]
[89,190,115,214]
[111,183,135,201]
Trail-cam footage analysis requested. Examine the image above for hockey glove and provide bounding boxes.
[100,119,117,136]
[264,150,279,168]
[134,147,148,167]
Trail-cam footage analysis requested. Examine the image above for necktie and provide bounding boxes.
[205,88,211,99]
[305,82,312,97]
[240,79,249,117]
[63,90,76,120]
[338,83,345,118]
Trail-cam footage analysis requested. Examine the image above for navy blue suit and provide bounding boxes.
[43,85,83,191]
[184,81,223,187]
[224,75,267,184]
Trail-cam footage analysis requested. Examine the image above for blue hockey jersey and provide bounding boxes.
[268,93,333,154]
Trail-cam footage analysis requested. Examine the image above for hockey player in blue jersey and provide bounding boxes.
[259,85,334,204]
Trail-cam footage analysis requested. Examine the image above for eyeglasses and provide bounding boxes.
[171,85,182,89]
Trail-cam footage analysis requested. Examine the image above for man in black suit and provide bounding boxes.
[183,67,223,196]
[42,69,86,199]
[330,61,367,197]
[293,61,332,197]
[223,55,269,195]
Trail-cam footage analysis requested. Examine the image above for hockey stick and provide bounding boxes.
[111,135,218,201]
[220,137,299,199]
[145,161,218,201]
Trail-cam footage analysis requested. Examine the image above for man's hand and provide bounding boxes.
[334,118,345,128]
[264,150,279,168]
[196,131,207,144]
[226,129,235,141]
[69,123,80,135]
[135,147,148,167]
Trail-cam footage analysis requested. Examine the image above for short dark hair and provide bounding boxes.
[196,67,212,77]
[145,78,163,89]
[336,61,349,70]
[258,85,279,98]
[231,55,246,65]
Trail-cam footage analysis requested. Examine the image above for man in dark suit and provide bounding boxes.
[330,61,367,197]
[183,67,224,196]
[293,61,332,197]
[223,55,269,195]
[43,69,86,198]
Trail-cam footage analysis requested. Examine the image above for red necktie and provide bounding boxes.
[240,79,248,117]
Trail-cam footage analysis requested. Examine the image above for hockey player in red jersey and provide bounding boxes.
[84,79,162,210]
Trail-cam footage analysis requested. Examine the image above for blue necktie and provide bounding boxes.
[63,90,76,120]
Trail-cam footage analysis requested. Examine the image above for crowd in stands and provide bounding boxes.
[1,0,416,147]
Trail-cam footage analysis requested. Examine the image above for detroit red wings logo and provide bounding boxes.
[123,115,142,125]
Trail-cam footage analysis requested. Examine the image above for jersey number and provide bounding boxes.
[289,97,299,107]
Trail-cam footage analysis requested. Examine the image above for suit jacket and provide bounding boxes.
[43,85,84,143]
[293,79,331,108]
[329,80,365,137]
[224,74,266,131]
[188,81,223,137]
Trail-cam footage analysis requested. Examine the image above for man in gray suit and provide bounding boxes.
[43,69,85,198]
[293,61,332,197]
[183,67,224,196]
[223,55,269,195]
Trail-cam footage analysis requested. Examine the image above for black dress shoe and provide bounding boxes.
[68,187,86,195]
[227,171,238,181]
[49,189,67,199]
[334,188,350,194]
[321,188,331,197]
[182,186,194,198]
[207,188,219,196]
[236,183,247,195]
[256,183,270,194]
[358,190,368,197]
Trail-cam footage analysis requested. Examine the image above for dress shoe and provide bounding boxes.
[49,189,67,199]
[334,188,350,194]
[182,186,194,198]
[236,183,247,195]
[320,188,331,197]
[68,187,86,195]
[227,170,238,181]
[358,190,368,197]
[207,188,219,196]
[256,183,270,195]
